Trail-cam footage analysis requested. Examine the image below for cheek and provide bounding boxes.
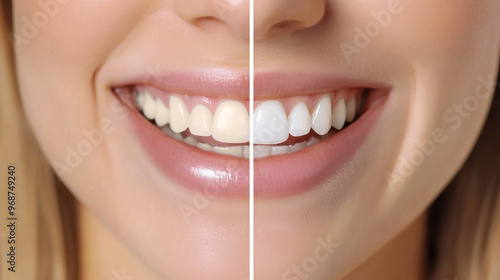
[385,0,500,189]
[12,1,146,164]
[394,0,496,63]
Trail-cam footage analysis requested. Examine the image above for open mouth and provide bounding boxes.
[132,86,364,157]
[112,70,388,198]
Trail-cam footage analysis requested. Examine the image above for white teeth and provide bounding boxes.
[254,100,289,145]
[289,141,307,153]
[169,96,190,133]
[184,136,198,146]
[213,146,243,157]
[271,145,290,156]
[243,146,250,158]
[311,95,332,135]
[346,98,356,123]
[172,132,183,141]
[196,142,213,152]
[143,93,156,120]
[134,90,146,111]
[155,99,170,127]
[137,89,365,158]
[306,137,320,147]
[331,99,346,130]
[189,105,213,137]
[212,100,249,144]
[288,102,312,137]
[254,145,272,158]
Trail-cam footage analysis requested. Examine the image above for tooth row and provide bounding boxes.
[160,126,321,158]
[135,91,358,145]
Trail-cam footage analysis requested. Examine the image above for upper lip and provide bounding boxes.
[110,68,389,99]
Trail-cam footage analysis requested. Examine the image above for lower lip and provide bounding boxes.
[126,96,386,199]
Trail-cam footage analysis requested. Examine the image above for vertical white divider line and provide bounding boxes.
[249,0,255,279]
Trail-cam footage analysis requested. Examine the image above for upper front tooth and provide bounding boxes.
[311,95,332,135]
[169,96,190,133]
[143,93,156,120]
[189,105,213,137]
[254,100,289,145]
[346,98,356,123]
[212,100,249,144]
[155,99,170,127]
[288,102,311,137]
[331,99,346,130]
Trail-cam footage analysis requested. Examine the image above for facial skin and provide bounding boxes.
[13,0,500,280]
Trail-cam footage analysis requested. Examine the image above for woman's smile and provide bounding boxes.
[5,0,500,279]
[110,69,388,197]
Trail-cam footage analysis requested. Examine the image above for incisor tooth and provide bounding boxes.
[346,98,356,123]
[311,95,332,135]
[331,99,346,130]
[184,136,198,146]
[196,142,213,152]
[243,146,250,158]
[213,146,243,157]
[155,99,170,127]
[288,102,311,137]
[143,93,156,120]
[254,145,272,158]
[212,101,249,144]
[289,141,307,153]
[189,105,213,137]
[254,100,289,144]
[271,145,289,156]
[169,96,190,133]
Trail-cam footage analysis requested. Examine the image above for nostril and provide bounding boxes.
[272,20,296,30]
[192,16,224,28]
[271,20,304,33]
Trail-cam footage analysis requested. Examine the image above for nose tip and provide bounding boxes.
[254,0,325,39]
[174,0,250,39]
[174,0,325,40]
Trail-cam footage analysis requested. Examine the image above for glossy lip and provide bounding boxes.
[113,70,389,198]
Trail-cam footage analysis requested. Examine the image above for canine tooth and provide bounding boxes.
[306,137,320,147]
[254,100,289,144]
[289,141,307,153]
[243,146,250,158]
[134,90,146,111]
[311,95,332,135]
[189,105,213,137]
[254,145,272,158]
[212,101,249,144]
[213,146,243,157]
[196,142,213,152]
[288,102,311,137]
[346,98,356,123]
[143,93,156,120]
[271,145,289,156]
[184,136,198,146]
[169,96,190,133]
[331,99,346,130]
[155,99,170,127]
